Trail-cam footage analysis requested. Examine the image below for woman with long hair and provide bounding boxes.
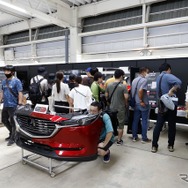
[51,70,70,113]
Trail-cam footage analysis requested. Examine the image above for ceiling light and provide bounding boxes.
[0,0,28,14]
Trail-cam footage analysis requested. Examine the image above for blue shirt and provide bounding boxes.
[156,72,182,105]
[2,77,23,107]
[100,113,114,143]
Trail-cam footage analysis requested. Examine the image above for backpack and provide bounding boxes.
[102,109,118,136]
[29,77,44,105]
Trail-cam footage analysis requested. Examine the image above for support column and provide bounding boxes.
[69,8,82,63]
[0,35,5,65]
[65,29,69,63]
[142,4,148,48]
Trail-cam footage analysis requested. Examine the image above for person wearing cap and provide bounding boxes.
[30,66,48,105]
[82,67,98,87]
[0,65,23,146]
[105,69,129,146]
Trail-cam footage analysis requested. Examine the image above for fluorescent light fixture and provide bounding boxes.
[0,0,28,14]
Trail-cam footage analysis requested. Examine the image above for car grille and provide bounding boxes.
[16,115,56,137]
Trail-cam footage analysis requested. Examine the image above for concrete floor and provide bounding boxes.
[0,123,188,188]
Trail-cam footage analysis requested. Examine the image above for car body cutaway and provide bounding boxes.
[15,105,103,161]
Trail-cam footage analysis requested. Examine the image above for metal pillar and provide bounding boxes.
[65,29,69,63]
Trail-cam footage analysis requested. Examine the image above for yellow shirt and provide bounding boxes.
[104,76,127,89]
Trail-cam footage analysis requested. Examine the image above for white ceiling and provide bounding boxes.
[0,0,102,28]
[0,0,166,35]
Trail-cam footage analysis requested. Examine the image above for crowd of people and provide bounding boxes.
[0,63,187,164]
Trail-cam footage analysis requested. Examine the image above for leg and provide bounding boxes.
[132,105,141,139]
[98,142,109,156]
[167,106,177,147]
[98,141,113,163]
[7,107,17,145]
[152,112,166,148]
[116,109,125,144]
[2,107,12,136]
[141,106,149,140]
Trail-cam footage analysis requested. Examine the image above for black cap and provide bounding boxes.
[38,66,47,76]
[3,65,15,72]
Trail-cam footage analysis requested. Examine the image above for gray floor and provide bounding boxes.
[0,123,188,188]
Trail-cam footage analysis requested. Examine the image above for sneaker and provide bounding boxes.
[168,146,174,152]
[132,137,139,142]
[103,150,110,163]
[116,139,123,146]
[5,136,11,141]
[141,138,151,144]
[151,146,158,153]
[7,140,14,146]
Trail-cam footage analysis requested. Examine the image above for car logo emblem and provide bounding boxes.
[28,118,36,127]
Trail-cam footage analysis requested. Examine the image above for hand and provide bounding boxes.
[140,101,146,107]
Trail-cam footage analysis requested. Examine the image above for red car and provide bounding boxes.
[15,105,103,161]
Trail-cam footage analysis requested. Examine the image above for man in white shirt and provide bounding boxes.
[69,76,92,113]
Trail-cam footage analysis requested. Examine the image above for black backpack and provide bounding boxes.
[29,77,44,105]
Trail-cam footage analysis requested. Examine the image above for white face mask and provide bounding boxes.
[145,73,149,78]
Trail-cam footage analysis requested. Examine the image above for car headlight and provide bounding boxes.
[59,114,98,127]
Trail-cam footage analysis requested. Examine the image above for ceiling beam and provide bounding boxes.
[0,17,50,35]
[22,4,71,28]
[48,0,71,9]
[78,0,167,18]
[85,0,92,3]
[76,0,86,5]
[0,7,29,20]
[68,0,80,6]
[0,0,71,28]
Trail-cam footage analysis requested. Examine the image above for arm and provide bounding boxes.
[124,93,129,106]
[69,97,74,113]
[123,85,129,106]
[18,91,23,105]
[168,74,182,89]
[16,79,24,105]
[138,89,146,107]
[103,132,113,147]
[138,79,148,107]
[168,85,179,96]
[0,91,3,102]
[91,83,99,101]
[102,114,113,148]
[105,89,109,100]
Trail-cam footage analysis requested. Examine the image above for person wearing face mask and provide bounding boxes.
[0,65,23,146]
[131,67,151,143]
[89,101,114,163]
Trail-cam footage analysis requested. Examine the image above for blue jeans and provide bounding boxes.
[132,104,149,140]
[152,106,177,148]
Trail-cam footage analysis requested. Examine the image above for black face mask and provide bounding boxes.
[5,73,12,79]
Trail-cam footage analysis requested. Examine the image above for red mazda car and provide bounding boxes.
[15,105,103,161]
